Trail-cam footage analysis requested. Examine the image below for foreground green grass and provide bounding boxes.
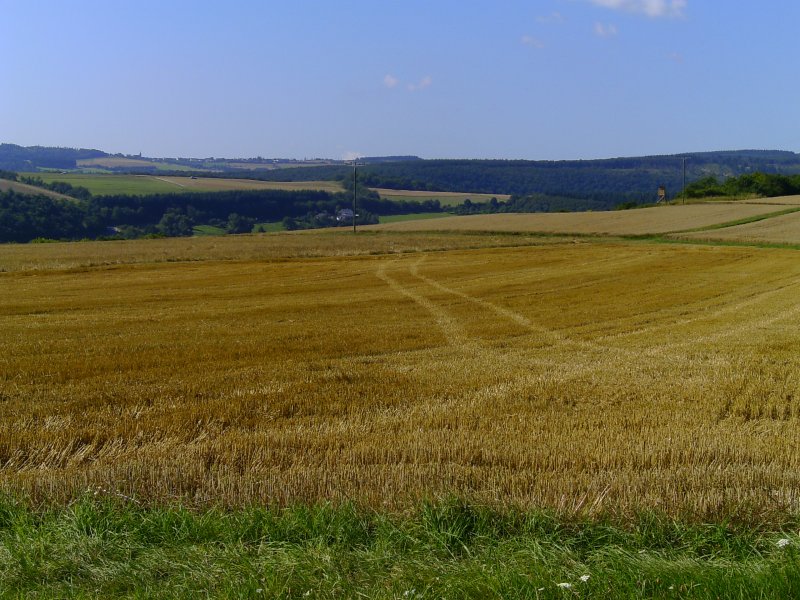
[1,498,799,599]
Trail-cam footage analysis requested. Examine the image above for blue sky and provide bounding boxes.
[2,1,798,160]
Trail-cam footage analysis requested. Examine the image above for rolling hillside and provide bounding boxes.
[0,178,75,201]
[25,173,344,196]
[368,200,800,237]
[5,143,800,212]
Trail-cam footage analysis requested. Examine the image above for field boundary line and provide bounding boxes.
[151,176,186,188]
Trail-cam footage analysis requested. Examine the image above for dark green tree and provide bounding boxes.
[157,208,194,237]
[226,212,256,234]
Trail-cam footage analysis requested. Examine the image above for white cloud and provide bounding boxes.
[594,22,618,37]
[408,76,432,92]
[383,74,398,89]
[342,151,363,161]
[587,0,686,18]
[521,35,545,48]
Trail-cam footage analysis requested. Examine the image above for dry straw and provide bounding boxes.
[2,233,800,518]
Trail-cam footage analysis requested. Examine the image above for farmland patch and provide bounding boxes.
[3,236,800,518]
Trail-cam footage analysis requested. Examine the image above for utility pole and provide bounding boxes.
[352,161,357,233]
[351,160,364,233]
[682,157,687,204]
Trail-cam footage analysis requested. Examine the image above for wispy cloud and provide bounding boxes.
[536,11,565,24]
[383,74,398,89]
[594,22,618,37]
[407,76,432,92]
[587,0,686,18]
[521,35,545,48]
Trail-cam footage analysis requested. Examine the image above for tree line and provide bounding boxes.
[0,185,444,243]
[0,191,92,242]
[684,172,800,199]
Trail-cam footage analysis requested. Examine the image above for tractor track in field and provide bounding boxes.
[375,261,479,352]
[376,255,636,359]
[597,274,800,346]
[375,252,800,375]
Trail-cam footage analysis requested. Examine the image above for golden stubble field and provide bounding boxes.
[677,209,800,245]
[369,202,794,236]
[2,232,800,519]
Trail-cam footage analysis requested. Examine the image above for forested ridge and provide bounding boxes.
[223,151,800,205]
[4,143,800,242]
[0,144,105,171]
[3,143,800,204]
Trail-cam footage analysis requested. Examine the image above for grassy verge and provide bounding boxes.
[2,497,800,598]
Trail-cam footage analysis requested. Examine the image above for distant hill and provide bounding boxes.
[0,144,106,171]
[0,143,421,174]
[248,150,800,208]
[4,142,800,210]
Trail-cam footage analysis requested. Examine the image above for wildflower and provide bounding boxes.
[777,538,791,548]
[557,582,573,589]
[580,574,590,582]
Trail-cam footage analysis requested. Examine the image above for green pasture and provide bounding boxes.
[378,212,452,224]
[194,223,285,236]
[254,222,285,232]
[192,225,227,236]
[373,188,511,207]
[22,174,343,196]
[23,173,181,195]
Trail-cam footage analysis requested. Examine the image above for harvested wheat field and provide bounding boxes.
[3,232,800,519]
[727,195,800,206]
[675,209,800,245]
[369,203,785,236]
[0,231,554,273]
